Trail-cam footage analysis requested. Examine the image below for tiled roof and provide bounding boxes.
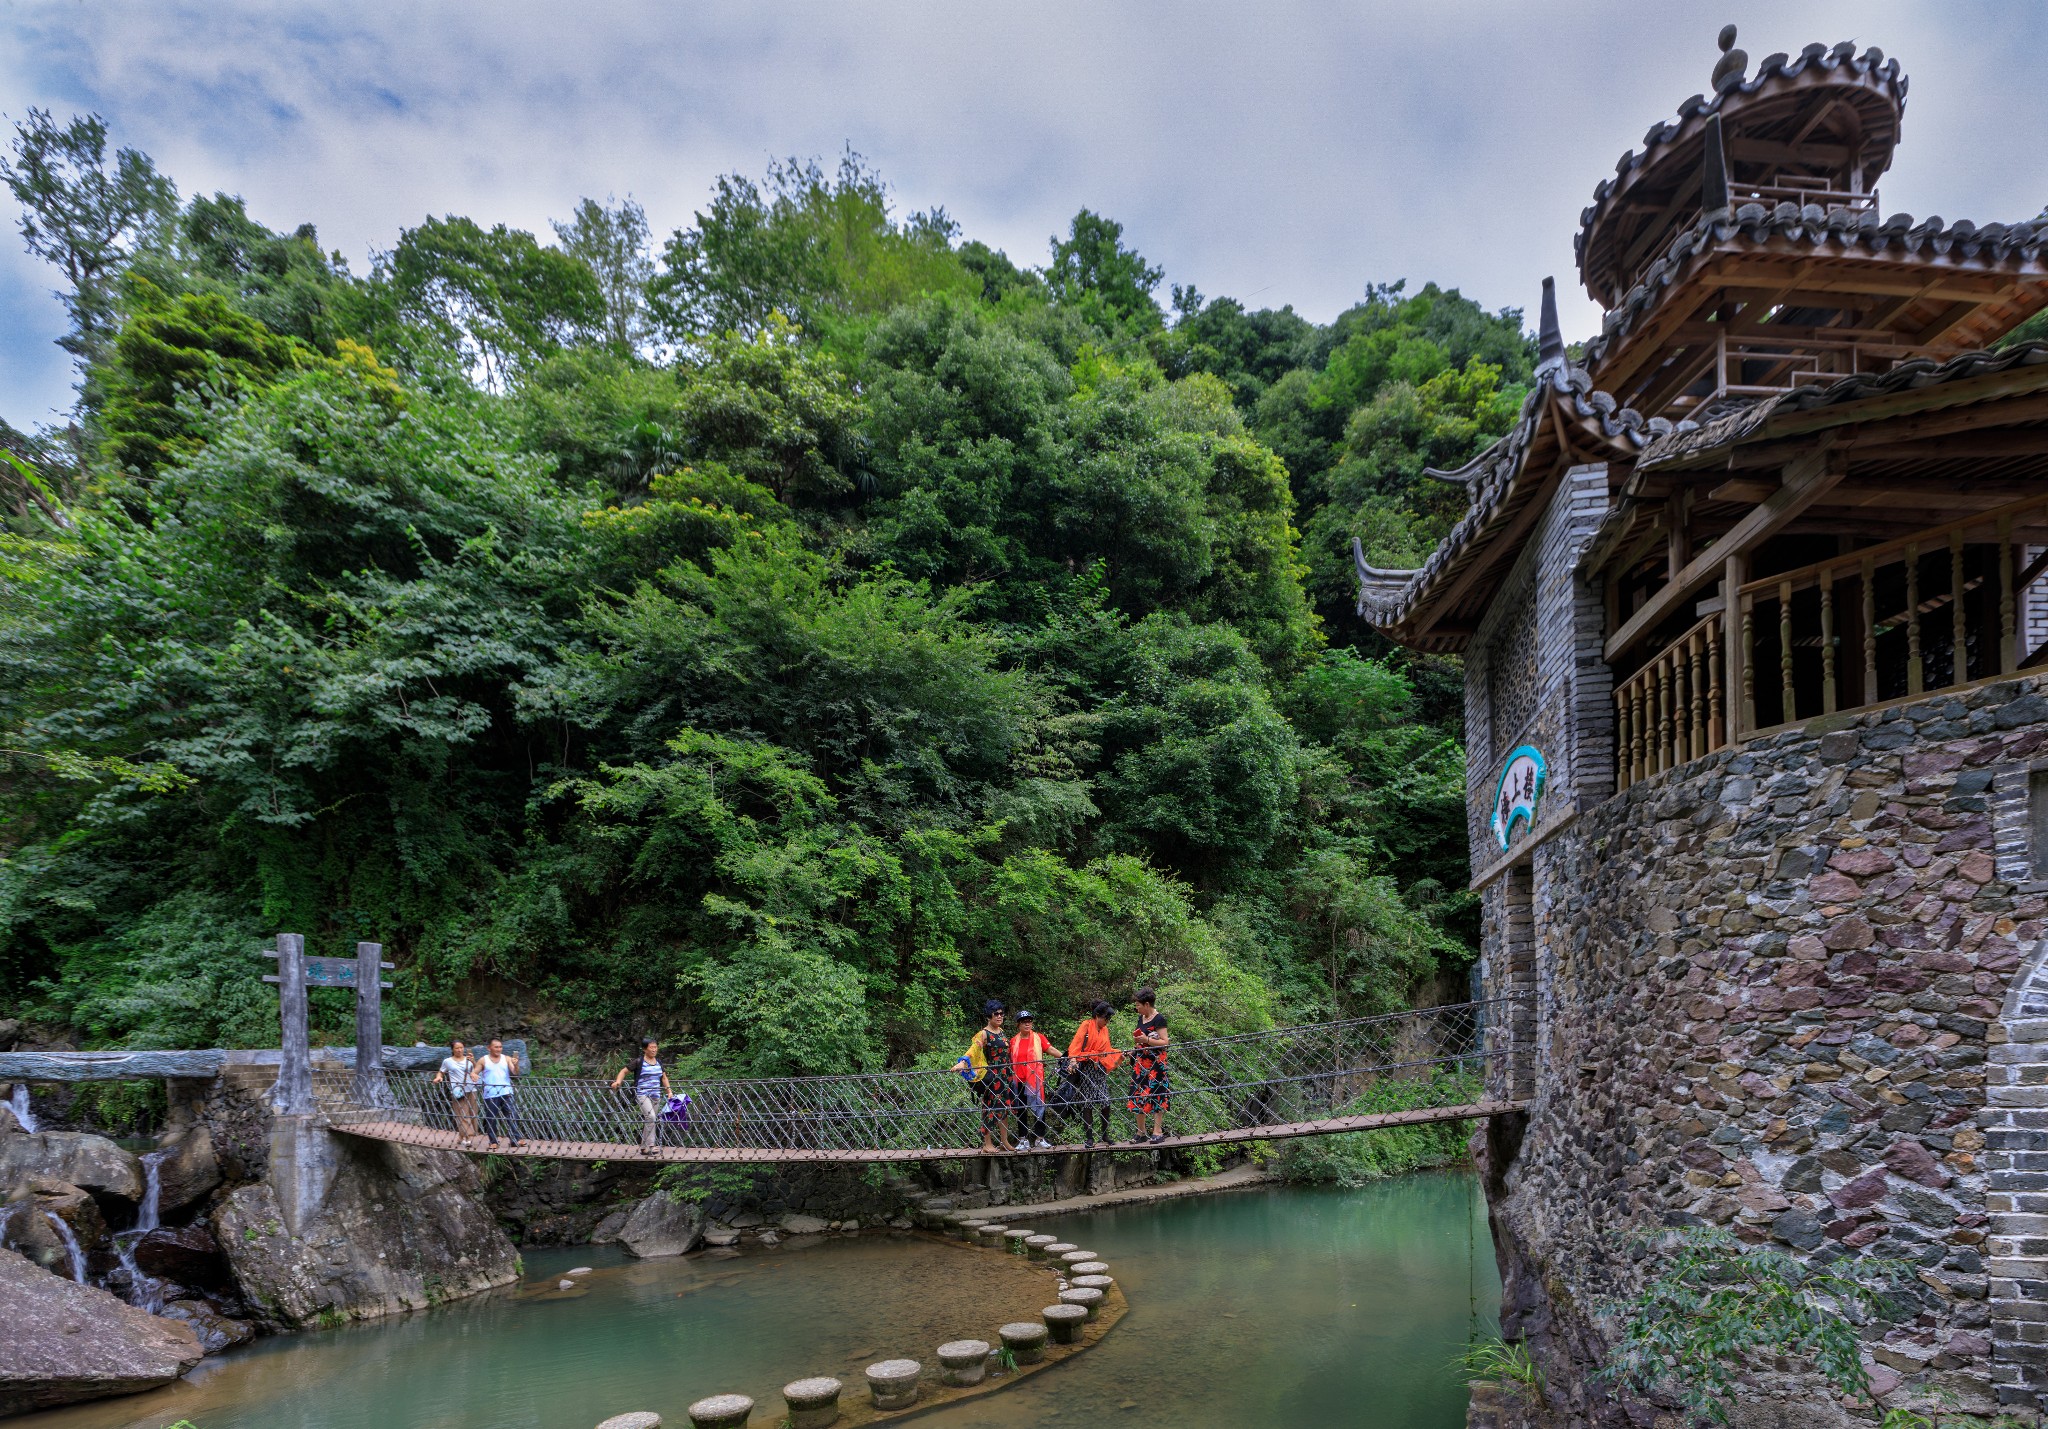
[1355,365,1687,630]
[1582,205,2048,372]
[1575,41,1907,280]
[1637,341,2048,469]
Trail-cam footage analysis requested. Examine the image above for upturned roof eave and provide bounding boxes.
[1357,367,1678,649]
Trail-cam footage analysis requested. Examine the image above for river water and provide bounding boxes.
[20,1172,1496,1429]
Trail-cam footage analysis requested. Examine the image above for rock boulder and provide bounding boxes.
[3,1183,109,1280]
[152,1126,222,1217]
[157,1298,255,1355]
[618,1191,706,1259]
[133,1224,230,1289]
[0,1246,203,1413]
[213,1125,518,1329]
[0,1131,142,1202]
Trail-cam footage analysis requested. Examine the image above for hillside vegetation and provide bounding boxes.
[0,117,1535,1071]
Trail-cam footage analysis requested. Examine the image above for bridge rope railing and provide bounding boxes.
[319,997,1528,1156]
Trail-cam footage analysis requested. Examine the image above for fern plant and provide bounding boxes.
[1604,1228,1909,1425]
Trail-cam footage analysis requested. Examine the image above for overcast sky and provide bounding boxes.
[4,1,2045,430]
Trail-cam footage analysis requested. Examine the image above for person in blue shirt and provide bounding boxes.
[476,1037,523,1148]
[610,1039,673,1155]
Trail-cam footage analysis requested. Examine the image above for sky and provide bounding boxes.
[3,0,2045,430]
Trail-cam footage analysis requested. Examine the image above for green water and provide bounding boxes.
[20,1173,1496,1429]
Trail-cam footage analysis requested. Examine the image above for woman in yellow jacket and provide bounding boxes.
[954,999,1018,1154]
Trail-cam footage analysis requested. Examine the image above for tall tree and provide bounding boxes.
[553,196,655,354]
[1,109,177,385]
[1046,209,1164,336]
[383,215,605,389]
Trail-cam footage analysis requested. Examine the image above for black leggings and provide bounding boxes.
[1069,1065,1113,1142]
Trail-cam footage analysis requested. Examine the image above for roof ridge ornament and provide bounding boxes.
[1711,25,1747,93]
[1535,276,1566,377]
[1351,538,1420,583]
[1700,111,1730,213]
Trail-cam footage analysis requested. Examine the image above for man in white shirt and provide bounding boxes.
[477,1038,523,1148]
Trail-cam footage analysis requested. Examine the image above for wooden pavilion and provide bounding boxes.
[1357,29,2048,792]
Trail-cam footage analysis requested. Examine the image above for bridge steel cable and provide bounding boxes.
[319,998,1531,1164]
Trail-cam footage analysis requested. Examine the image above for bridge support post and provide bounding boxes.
[353,941,395,1109]
[269,933,315,1117]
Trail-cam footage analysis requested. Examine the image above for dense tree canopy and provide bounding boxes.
[0,118,1533,1071]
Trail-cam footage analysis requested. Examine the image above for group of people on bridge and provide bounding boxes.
[420,992,1174,1156]
[955,992,1172,1154]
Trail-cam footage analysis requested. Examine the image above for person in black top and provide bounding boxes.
[1127,987,1171,1145]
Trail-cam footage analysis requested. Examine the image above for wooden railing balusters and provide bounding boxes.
[1906,544,1923,695]
[1861,556,1877,703]
[1819,568,1837,714]
[1689,630,1706,757]
[2001,516,2016,673]
[1631,682,1646,785]
[1951,530,1968,685]
[1778,580,1795,724]
[1707,618,1724,747]
[1741,594,1757,734]
[1657,655,1673,772]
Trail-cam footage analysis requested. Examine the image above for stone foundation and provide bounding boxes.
[1488,677,2048,1421]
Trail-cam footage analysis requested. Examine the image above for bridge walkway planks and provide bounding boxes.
[328,1099,1529,1165]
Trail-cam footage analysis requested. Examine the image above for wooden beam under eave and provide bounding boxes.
[1713,267,2031,304]
[1651,382,2048,474]
[1604,448,1847,662]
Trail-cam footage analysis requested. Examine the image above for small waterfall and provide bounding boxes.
[114,1150,174,1311]
[8,1084,34,1133]
[136,1150,168,1234]
[115,1235,169,1312]
[44,1211,87,1284]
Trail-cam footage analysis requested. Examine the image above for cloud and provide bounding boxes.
[4,0,2045,429]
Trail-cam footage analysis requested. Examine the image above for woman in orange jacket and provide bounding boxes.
[1064,1001,1122,1148]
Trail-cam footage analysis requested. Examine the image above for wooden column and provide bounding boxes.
[353,941,396,1109]
[268,933,314,1117]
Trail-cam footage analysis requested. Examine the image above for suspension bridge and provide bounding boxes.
[314,999,1529,1165]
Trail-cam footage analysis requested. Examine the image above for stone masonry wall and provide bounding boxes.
[1492,675,2048,1423]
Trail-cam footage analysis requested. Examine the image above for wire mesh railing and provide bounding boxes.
[319,998,1528,1160]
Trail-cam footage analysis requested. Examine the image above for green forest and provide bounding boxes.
[0,114,1541,1075]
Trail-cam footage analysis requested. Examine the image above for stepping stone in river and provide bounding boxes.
[686,1395,752,1429]
[865,1358,922,1410]
[1059,1286,1105,1320]
[937,1338,991,1386]
[999,1321,1050,1364]
[782,1376,842,1429]
[595,1415,660,1429]
[1042,1303,1088,1344]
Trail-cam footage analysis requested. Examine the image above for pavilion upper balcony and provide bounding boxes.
[1595,348,2048,793]
[1572,34,2048,426]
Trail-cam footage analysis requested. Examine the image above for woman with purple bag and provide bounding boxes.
[610,1039,673,1155]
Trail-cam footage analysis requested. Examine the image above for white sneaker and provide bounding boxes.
[1036,1138,1054,1150]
